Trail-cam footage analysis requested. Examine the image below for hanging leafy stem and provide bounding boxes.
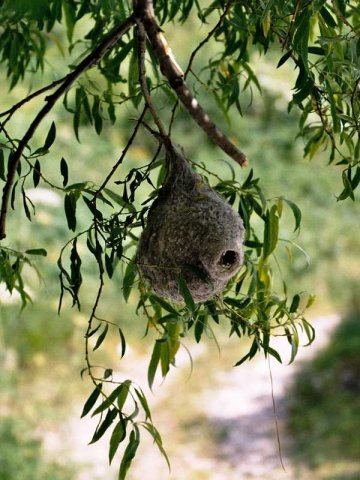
[0,0,359,477]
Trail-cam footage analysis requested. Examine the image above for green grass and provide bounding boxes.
[287,310,360,479]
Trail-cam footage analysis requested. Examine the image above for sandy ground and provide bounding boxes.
[42,314,340,480]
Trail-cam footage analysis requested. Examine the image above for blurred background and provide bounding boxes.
[0,7,359,480]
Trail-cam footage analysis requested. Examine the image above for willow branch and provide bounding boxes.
[0,15,135,240]
[134,0,247,167]
[0,76,68,125]
[93,105,147,201]
[135,20,167,138]
[169,1,233,133]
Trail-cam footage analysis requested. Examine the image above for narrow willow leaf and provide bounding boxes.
[22,191,31,220]
[118,427,140,480]
[64,192,77,231]
[289,329,299,364]
[116,327,126,359]
[277,50,293,68]
[262,205,279,259]
[148,340,161,390]
[105,253,114,278]
[123,260,137,302]
[290,294,300,313]
[116,380,131,411]
[134,388,152,421]
[266,346,282,363]
[283,198,302,232]
[176,272,195,314]
[43,121,56,151]
[82,195,103,220]
[109,418,127,464]
[89,408,118,444]
[141,422,171,471]
[81,384,103,418]
[160,341,170,377]
[150,295,179,315]
[25,248,47,256]
[104,188,136,213]
[63,0,76,43]
[128,48,141,109]
[92,95,103,134]
[194,318,205,343]
[33,159,41,187]
[60,157,68,187]
[93,323,109,351]
[302,318,316,345]
[0,149,5,181]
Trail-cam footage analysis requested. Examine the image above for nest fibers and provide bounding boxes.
[136,143,245,303]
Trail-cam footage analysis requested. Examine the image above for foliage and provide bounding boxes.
[0,416,75,480]
[288,310,360,477]
[0,0,359,477]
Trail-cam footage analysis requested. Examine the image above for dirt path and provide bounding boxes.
[44,314,340,480]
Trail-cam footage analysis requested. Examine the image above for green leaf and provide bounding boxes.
[0,150,5,181]
[141,422,170,471]
[92,95,103,134]
[290,294,300,313]
[277,50,293,68]
[148,340,161,390]
[150,295,179,315]
[265,346,282,363]
[81,384,103,418]
[128,48,141,109]
[33,159,41,187]
[134,388,152,421]
[117,380,131,411]
[109,418,127,464]
[262,205,279,259]
[118,427,140,480]
[64,191,77,231]
[89,408,118,444]
[118,328,126,358]
[123,260,137,302]
[283,198,302,232]
[92,383,128,416]
[25,248,47,256]
[63,0,77,43]
[177,272,196,313]
[60,157,68,187]
[93,323,109,351]
[43,121,56,151]
[289,329,299,364]
[319,6,337,28]
[82,195,103,221]
[104,188,136,213]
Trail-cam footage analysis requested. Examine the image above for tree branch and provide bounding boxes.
[135,19,167,138]
[134,0,247,167]
[0,75,68,125]
[0,15,135,240]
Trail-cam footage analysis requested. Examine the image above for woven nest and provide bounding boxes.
[136,143,245,302]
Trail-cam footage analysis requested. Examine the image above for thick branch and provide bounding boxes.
[134,0,247,167]
[0,16,135,240]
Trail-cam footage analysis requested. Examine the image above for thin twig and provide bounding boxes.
[134,0,247,167]
[0,75,68,125]
[93,105,148,201]
[0,15,135,240]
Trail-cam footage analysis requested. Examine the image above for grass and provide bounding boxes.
[287,309,360,479]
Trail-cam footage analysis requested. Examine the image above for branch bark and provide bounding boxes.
[0,16,135,240]
[134,0,247,167]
